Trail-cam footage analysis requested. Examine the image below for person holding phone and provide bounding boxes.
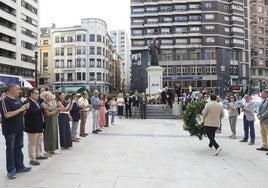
[239,94,256,145]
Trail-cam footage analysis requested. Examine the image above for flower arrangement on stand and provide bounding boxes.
[182,100,207,140]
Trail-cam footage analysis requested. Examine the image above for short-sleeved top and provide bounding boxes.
[0,96,24,135]
[90,96,100,110]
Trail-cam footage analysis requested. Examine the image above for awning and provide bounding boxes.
[57,86,86,93]
[23,80,34,88]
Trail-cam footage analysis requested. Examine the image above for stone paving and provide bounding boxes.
[1,111,268,188]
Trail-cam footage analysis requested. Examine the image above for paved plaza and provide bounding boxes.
[1,111,268,188]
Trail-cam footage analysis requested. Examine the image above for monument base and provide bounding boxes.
[146,66,164,95]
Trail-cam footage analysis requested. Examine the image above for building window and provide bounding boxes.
[224,27,230,33]
[175,50,187,60]
[205,14,214,20]
[76,34,81,42]
[161,28,170,34]
[97,72,101,81]
[189,27,200,33]
[67,59,73,68]
[77,73,81,81]
[67,48,73,56]
[89,72,95,81]
[224,16,230,21]
[97,35,102,42]
[89,46,95,54]
[89,59,95,67]
[190,38,202,44]
[89,34,95,42]
[67,73,73,81]
[67,36,73,42]
[204,3,214,8]
[174,16,187,22]
[206,37,215,43]
[175,27,187,33]
[189,16,201,22]
[97,47,101,55]
[133,29,143,36]
[161,50,173,61]
[205,25,215,32]
[97,59,101,68]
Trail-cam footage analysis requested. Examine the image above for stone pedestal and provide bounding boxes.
[146,66,164,95]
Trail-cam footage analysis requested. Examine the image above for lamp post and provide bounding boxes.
[220,65,226,98]
[33,42,39,88]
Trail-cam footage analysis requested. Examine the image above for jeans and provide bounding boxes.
[111,111,115,124]
[5,132,25,173]
[243,116,255,142]
[229,116,238,135]
[71,121,79,139]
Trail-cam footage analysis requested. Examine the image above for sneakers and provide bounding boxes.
[248,142,255,145]
[7,170,16,180]
[239,139,247,142]
[214,147,222,156]
[16,166,31,173]
[30,160,40,166]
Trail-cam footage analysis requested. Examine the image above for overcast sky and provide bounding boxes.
[40,0,130,31]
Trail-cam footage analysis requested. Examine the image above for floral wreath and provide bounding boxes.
[182,100,207,140]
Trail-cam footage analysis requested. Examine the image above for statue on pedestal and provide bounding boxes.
[148,38,161,66]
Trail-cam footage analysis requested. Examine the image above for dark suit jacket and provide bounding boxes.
[125,97,132,107]
[139,96,147,106]
[70,102,81,122]
[132,96,139,107]
[24,98,45,133]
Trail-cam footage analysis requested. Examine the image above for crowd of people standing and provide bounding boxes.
[1,82,268,180]
[0,84,154,180]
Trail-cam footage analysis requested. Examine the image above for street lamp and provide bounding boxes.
[33,42,39,88]
[220,65,226,97]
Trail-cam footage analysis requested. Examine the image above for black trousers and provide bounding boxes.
[140,104,146,119]
[125,105,132,118]
[204,126,219,149]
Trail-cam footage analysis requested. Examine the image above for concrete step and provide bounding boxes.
[146,104,175,119]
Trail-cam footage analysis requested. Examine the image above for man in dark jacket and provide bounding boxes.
[70,92,81,142]
[132,92,140,118]
[125,93,132,118]
[24,88,48,166]
[139,92,147,119]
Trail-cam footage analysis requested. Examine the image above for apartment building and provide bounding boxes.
[130,0,250,95]
[249,0,268,91]
[39,26,53,89]
[50,18,116,93]
[109,30,131,92]
[0,0,39,86]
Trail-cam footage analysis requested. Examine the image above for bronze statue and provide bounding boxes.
[148,38,161,66]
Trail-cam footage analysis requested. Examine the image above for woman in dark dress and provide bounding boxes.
[57,92,72,149]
